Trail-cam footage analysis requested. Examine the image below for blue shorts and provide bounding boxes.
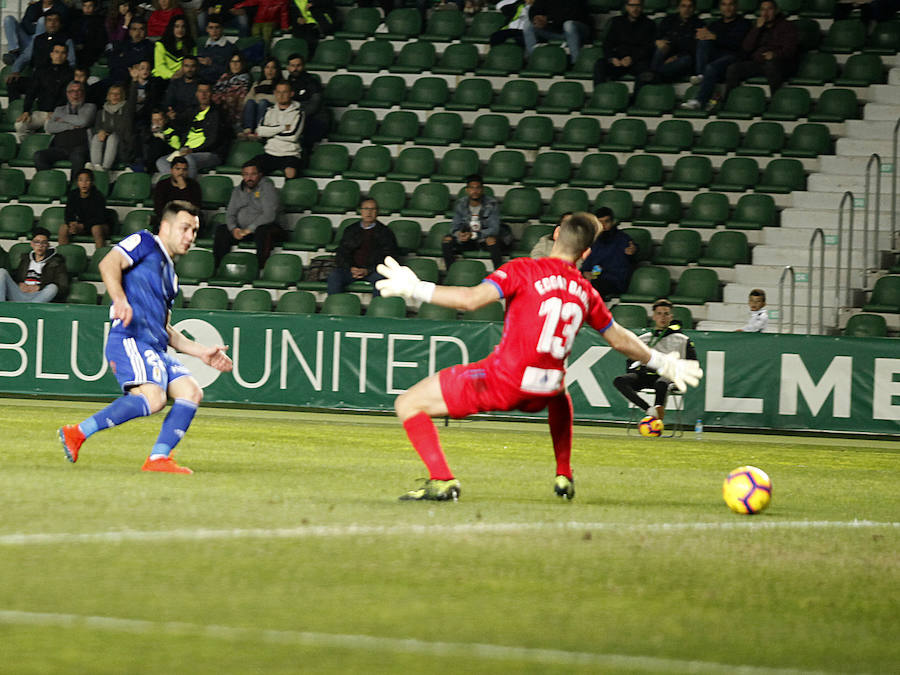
[106,335,191,393]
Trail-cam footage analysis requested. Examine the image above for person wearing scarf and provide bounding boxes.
[88,84,133,171]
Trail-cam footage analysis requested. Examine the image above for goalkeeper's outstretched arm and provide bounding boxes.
[376,256,500,311]
[604,322,703,392]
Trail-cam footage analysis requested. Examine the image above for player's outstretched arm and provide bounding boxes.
[167,321,234,372]
[603,322,703,392]
[376,256,500,311]
[99,248,133,327]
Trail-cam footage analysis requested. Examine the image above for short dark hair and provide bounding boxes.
[182,54,198,63]
[130,16,147,26]
[33,227,51,239]
[652,298,674,310]
[171,156,188,167]
[242,158,262,172]
[750,288,766,301]
[44,10,62,19]
[75,168,93,182]
[465,174,483,185]
[161,200,200,224]
[206,15,222,25]
[556,211,599,257]
[595,206,615,220]
[287,53,304,63]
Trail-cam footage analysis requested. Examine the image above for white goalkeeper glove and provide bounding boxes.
[647,350,703,393]
[375,256,436,303]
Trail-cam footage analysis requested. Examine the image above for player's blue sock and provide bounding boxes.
[149,398,198,459]
[79,394,152,438]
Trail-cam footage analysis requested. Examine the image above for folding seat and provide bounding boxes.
[7,241,32,269]
[365,295,406,319]
[0,101,24,132]
[21,169,67,204]
[506,116,554,150]
[401,183,450,217]
[388,219,422,254]
[210,251,259,287]
[416,112,464,145]
[198,174,236,209]
[417,302,456,320]
[323,74,364,107]
[553,117,602,151]
[865,21,900,54]
[343,145,391,180]
[681,192,730,229]
[401,76,449,109]
[521,44,567,77]
[583,81,630,115]
[621,227,652,262]
[0,133,17,163]
[862,275,900,312]
[383,8,422,40]
[175,249,215,284]
[762,87,811,121]
[358,75,406,108]
[249,253,303,289]
[348,39,394,73]
[619,266,671,303]
[756,158,805,193]
[540,188,589,223]
[536,81,585,115]
[0,204,34,238]
[330,109,377,143]
[652,229,701,265]
[368,181,406,214]
[281,178,318,212]
[79,246,113,281]
[476,43,524,76]
[462,115,511,148]
[37,206,65,233]
[821,19,866,53]
[327,218,355,252]
[320,292,362,316]
[634,191,683,229]
[317,179,361,214]
[418,222,453,256]
[371,110,419,144]
[66,281,98,305]
[0,168,24,200]
[445,78,493,111]
[718,86,766,119]
[307,38,352,71]
[432,42,480,74]
[737,122,786,156]
[461,302,505,321]
[790,51,838,85]
[698,230,750,267]
[490,79,539,113]
[232,288,273,312]
[794,17,823,51]
[663,156,713,191]
[709,157,759,192]
[387,147,435,181]
[835,53,884,86]
[725,193,776,230]
[393,41,437,73]
[511,224,554,257]
[612,304,648,329]
[445,259,487,286]
[569,44,603,80]
[645,119,693,153]
[405,257,440,283]
[483,150,527,184]
[9,134,51,167]
[56,244,88,278]
[614,154,663,189]
[500,187,543,222]
[783,123,832,158]
[219,140,265,173]
[808,88,858,122]
[693,120,740,154]
[570,153,619,188]
[843,313,888,336]
[276,290,317,314]
[594,189,634,222]
[422,8,466,41]
[270,37,308,63]
[522,152,572,188]
[670,267,720,304]
[598,118,647,152]
[335,7,381,39]
[627,83,676,116]
[432,148,480,182]
[799,0,835,18]
[106,172,152,207]
[282,217,331,252]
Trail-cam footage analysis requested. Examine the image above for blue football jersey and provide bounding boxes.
[109,230,178,350]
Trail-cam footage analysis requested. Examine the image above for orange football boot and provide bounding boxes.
[58,425,85,463]
[141,456,193,474]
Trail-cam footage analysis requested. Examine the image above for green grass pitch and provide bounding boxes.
[0,398,897,674]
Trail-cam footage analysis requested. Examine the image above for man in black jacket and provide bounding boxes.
[0,227,69,302]
[14,42,72,142]
[287,53,326,157]
[649,0,704,83]
[155,83,227,178]
[522,0,592,64]
[106,17,154,87]
[594,0,656,84]
[327,198,399,296]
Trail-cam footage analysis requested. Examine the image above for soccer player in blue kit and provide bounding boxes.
[58,201,233,474]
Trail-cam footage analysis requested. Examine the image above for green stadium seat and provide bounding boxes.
[343,145,391,180]
[366,181,404,215]
[622,227,653,263]
[175,249,215,284]
[843,313,888,336]
[323,74,364,107]
[66,281,97,305]
[693,120,740,155]
[401,183,450,217]
[0,100,24,132]
[553,117,602,151]
[417,302,456,320]
[598,118,647,152]
[281,178,318,212]
[37,206,65,234]
[861,275,900,312]
[652,228,701,265]
[318,180,361,214]
[800,0,835,18]
[335,7,381,38]
[462,114,511,148]
[462,11,505,43]
[422,8,466,40]
[56,243,88,277]
[445,259,487,286]
[189,287,229,310]
[783,123,832,158]
[0,168,25,201]
[232,288,272,312]
[569,44,603,80]
[405,256,440,283]
[645,119,694,153]
[416,112,464,145]
[384,7,422,39]
[794,16,822,51]
[809,88,858,122]
[387,219,422,254]
[483,150,527,185]
[756,158,805,193]
[681,192,730,229]
[670,267,720,304]
[570,153,619,188]
[523,152,572,188]
[491,79,539,113]
[835,53,884,86]
[790,51,838,85]
[195,174,233,209]
[865,20,900,54]
[726,193,776,230]
[620,266,671,303]
[358,75,406,109]
[762,87,811,121]
[663,155,713,191]
[446,78,494,111]
[737,121,786,156]
[612,304,648,329]
[9,134,52,167]
[307,38,352,71]
[276,290,317,313]
[634,191,683,229]
[698,230,750,267]
[371,110,419,144]
[709,157,759,192]
[210,251,259,287]
[522,44,567,77]
[432,148,480,183]
[284,216,333,251]
[512,224,554,257]
[536,81,585,115]
[8,241,32,269]
[21,169,67,204]
[252,253,303,289]
[321,292,362,316]
[615,154,663,189]
[506,116,554,150]
[433,42,480,74]
[330,109,377,143]
[822,19,866,53]
[418,222,454,256]
[79,246,113,281]
[219,140,265,173]
[594,189,634,222]
[540,188,589,223]
[387,147,435,181]
[718,86,766,120]
[476,42,524,76]
[401,76,448,109]
[501,187,542,222]
[461,301,504,321]
[366,295,406,318]
[305,144,350,178]
[0,133,16,163]
[0,204,34,238]
[584,81,630,115]
[326,218,355,252]
[108,172,152,206]
[627,83,676,116]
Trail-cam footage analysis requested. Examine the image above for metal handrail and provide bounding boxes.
[864,153,881,272]
[893,119,900,251]
[778,265,795,334]
[807,228,825,335]
[835,191,854,329]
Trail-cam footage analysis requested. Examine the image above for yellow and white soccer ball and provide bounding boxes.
[722,466,772,514]
[638,415,664,437]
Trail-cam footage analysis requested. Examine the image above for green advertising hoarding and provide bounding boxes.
[0,303,898,434]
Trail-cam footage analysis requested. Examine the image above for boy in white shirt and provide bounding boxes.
[737,288,768,332]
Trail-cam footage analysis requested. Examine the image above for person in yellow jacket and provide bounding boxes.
[153,15,197,79]
[288,0,335,57]
[155,83,226,177]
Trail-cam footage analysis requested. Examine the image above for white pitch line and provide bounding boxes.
[0,609,831,675]
[0,520,895,547]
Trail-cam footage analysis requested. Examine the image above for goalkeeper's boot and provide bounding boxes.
[142,456,193,474]
[58,425,85,463]
[554,475,575,500]
[399,478,461,501]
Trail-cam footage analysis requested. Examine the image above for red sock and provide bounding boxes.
[403,412,454,480]
[547,392,573,479]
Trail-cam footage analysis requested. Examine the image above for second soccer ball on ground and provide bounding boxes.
[638,415,664,437]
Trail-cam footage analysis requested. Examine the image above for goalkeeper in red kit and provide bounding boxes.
[376,212,704,502]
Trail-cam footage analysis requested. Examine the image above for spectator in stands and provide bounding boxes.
[289,0,336,58]
[3,0,68,66]
[106,0,135,45]
[197,15,236,83]
[253,81,304,179]
[152,155,202,222]
[648,0,703,83]
[156,82,226,177]
[198,0,249,36]
[580,206,636,301]
[327,198,398,296]
[70,0,106,68]
[14,42,72,143]
[443,174,505,270]
[137,108,180,173]
[107,16,153,87]
[212,53,251,132]
[148,0,185,37]
[613,298,696,422]
[680,0,751,111]
[214,159,283,268]
[6,12,75,99]
[73,65,105,106]
[233,0,290,52]
[491,0,535,47]
[0,227,69,303]
[239,57,282,137]
[723,0,797,102]
[164,54,200,115]
[59,168,109,248]
[125,60,162,168]
[88,84,132,171]
[286,53,326,157]
[530,212,571,259]
[522,0,592,64]
[593,0,656,85]
[737,288,768,332]
[34,80,96,176]
[153,15,196,80]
